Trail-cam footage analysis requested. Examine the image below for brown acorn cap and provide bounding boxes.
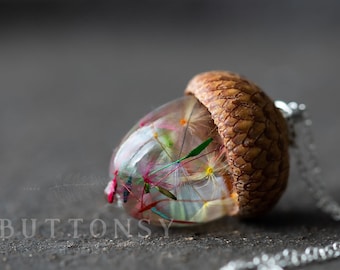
[185,71,290,217]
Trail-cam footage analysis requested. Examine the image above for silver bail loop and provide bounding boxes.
[274,100,306,122]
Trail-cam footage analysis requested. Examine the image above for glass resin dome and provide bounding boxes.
[105,96,238,226]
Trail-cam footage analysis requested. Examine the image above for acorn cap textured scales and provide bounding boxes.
[185,71,290,217]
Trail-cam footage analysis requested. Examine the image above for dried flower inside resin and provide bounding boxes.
[106,96,238,225]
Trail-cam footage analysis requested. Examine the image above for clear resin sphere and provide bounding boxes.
[106,96,238,225]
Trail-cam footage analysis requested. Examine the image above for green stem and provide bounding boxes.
[150,137,213,175]
[143,137,213,201]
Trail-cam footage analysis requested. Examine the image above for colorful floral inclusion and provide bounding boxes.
[106,96,238,225]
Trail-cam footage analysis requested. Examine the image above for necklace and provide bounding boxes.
[105,70,340,269]
[220,101,340,270]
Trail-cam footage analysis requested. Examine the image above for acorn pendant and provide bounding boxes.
[105,71,290,226]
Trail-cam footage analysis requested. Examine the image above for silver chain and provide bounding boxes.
[220,243,340,270]
[220,101,340,270]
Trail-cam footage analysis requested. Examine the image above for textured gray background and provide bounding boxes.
[1,1,340,269]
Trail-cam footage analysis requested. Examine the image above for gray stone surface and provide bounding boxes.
[1,1,339,269]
